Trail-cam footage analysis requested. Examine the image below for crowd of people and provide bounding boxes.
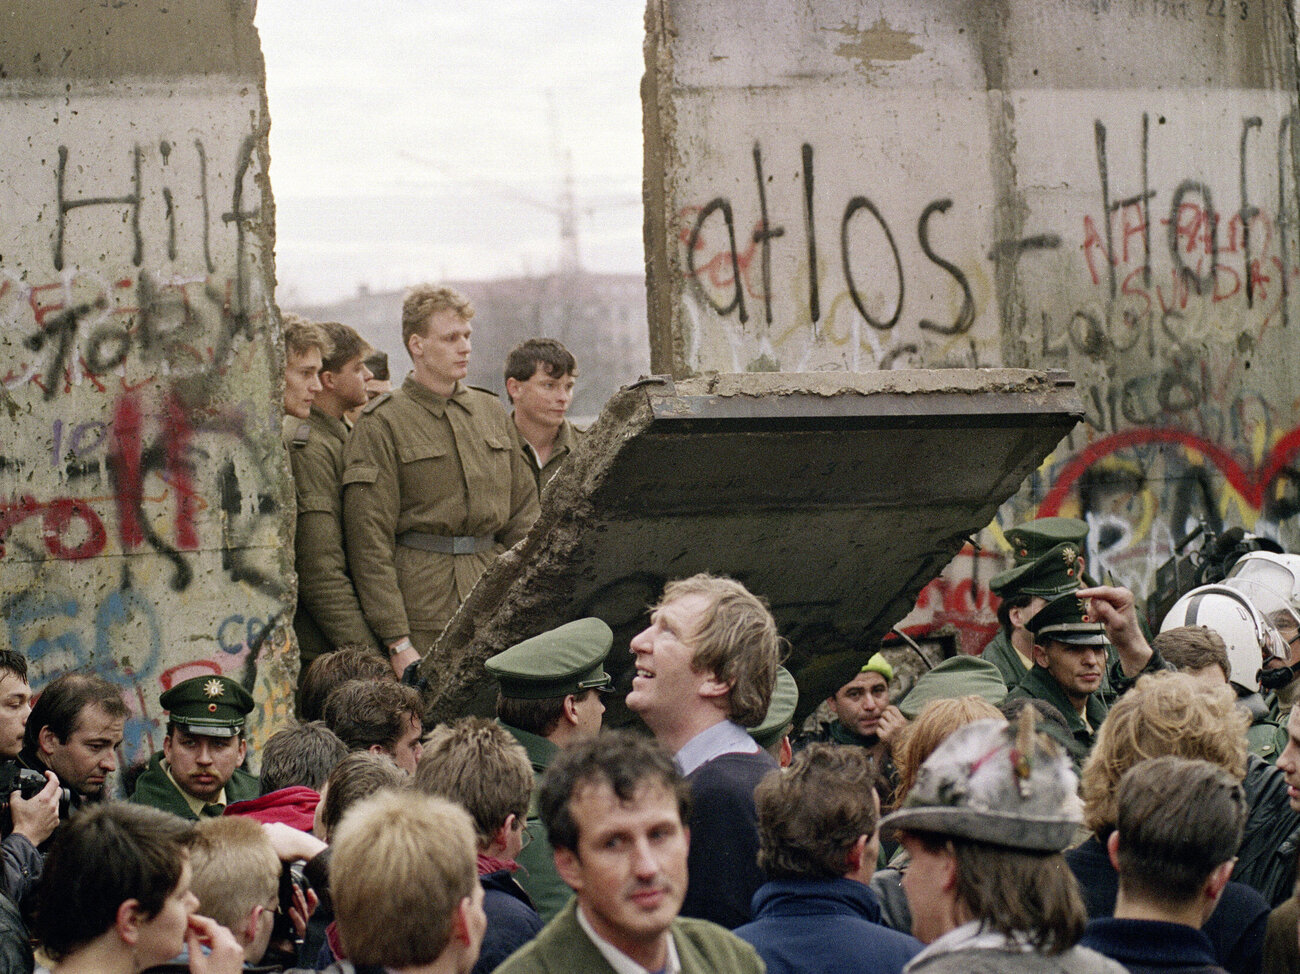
[4,284,1300,974]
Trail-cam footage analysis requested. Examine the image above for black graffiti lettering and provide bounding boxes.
[801,143,820,327]
[1238,116,1262,308]
[1168,180,1218,292]
[216,460,283,599]
[1094,121,1117,300]
[219,133,261,354]
[750,144,785,326]
[54,145,143,272]
[1069,309,1107,359]
[136,271,200,361]
[686,198,748,323]
[162,187,177,262]
[879,343,918,369]
[195,139,216,275]
[841,196,903,331]
[917,199,975,335]
[84,322,131,374]
[23,300,105,401]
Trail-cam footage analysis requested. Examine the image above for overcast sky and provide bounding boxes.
[255,1,646,303]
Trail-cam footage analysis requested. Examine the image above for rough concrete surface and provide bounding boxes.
[643,0,1300,636]
[422,368,1082,723]
[0,1,289,773]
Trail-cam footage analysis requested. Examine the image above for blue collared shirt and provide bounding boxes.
[674,720,760,776]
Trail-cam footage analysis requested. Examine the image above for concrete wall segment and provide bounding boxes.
[645,0,1300,624]
[0,1,291,777]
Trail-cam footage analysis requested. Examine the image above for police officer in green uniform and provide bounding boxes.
[342,285,540,677]
[129,675,259,821]
[504,338,583,497]
[485,617,613,923]
[748,666,798,765]
[1007,586,1168,770]
[285,321,384,680]
[984,518,1093,689]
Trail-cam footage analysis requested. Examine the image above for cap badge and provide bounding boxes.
[1061,546,1077,565]
[203,679,225,699]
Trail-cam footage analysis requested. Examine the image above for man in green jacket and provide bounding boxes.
[504,338,583,498]
[129,674,259,820]
[983,517,1092,689]
[494,731,764,974]
[1007,586,1166,770]
[285,320,384,678]
[342,285,539,677]
[486,617,612,922]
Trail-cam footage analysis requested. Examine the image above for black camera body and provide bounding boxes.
[0,763,72,821]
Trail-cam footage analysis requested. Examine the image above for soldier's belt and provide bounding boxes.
[397,531,496,555]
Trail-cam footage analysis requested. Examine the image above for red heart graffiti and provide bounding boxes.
[1038,426,1300,516]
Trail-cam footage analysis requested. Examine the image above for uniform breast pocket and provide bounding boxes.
[395,441,448,495]
[482,434,512,482]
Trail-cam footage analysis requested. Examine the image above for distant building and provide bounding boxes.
[287,272,650,424]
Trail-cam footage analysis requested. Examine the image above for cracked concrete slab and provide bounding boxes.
[421,367,1082,723]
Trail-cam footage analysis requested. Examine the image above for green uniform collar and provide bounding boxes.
[1017,664,1108,738]
[402,375,474,418]
[308,404,349,444]
[500,721,559,774]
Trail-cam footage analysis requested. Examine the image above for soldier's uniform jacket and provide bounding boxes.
[284,406,381,667]
[342,377,540,652]
[519,418,582,496]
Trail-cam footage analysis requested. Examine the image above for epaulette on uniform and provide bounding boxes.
[361,392,392,414]
[290,420,311,448]
[467,384,502,398]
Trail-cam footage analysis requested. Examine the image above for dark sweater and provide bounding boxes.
[734,876,922,974]
[475,868,543,974]
[1066,836,1267,974]
[681,750,777,929]
[1080,917,1227,974]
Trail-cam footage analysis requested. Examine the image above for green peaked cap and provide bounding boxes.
[159,674,253,738]
[749,667,798,749]
[1027,591,1108,646]
[485,617,614,700]
[989,540,1087,599]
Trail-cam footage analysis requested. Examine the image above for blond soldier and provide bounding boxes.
[342,285,539,676]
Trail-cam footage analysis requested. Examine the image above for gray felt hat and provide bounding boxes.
[879,712,1081,852]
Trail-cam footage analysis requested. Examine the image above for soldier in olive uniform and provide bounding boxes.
[485,617,612,922]
[342,285,540,676]
[983,517,1093,688]
[129,675,259,821]
[285,321,384,679]
[504,338,582,497]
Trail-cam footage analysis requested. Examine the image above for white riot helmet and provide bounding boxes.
[1222,552,1300,689]
[1160,584,1290,694]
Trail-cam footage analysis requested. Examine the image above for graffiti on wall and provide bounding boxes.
[670,100,1300,635]
[0,89,290,772]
